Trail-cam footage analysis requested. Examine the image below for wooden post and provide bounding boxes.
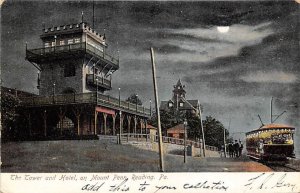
[58,107,66,136]
[103,113,107,135]
[77,115,80,136]
[150,47,164,172]
[72,107,82,136]
[112,114,116,135]
[43,110,47,137]
[140,120,143,134]
[127,115,131,135]
[94,110,98,135]
[119,111,123,144]
[28,113,32,136]
[134,116,137,138]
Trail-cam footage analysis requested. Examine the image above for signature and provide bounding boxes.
[244,173,297,192]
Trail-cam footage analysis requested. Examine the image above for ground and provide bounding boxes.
[1,140,272,172]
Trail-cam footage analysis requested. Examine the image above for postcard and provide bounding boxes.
[1,0,299,193]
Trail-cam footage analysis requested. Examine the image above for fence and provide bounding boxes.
[117,133,219,152]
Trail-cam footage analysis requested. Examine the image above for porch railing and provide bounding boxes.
[19,92,151,117]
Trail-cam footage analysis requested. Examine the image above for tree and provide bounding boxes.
[202,116,229,149]
[1,90,20,139]
[126,93,142,105]
[186,114,201,140]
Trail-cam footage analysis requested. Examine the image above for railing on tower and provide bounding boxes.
[26,42,119,67]
[86,74,111,89]
[19,92,151,117]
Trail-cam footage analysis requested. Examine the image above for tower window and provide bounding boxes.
[179,102,184,107]
[64,64,76,77]
[44,42,50,48]
[59,40,65,45]
[51,41,56,47]
[74,38,80,43]
[68,39,73,44]
[168,103,173,107]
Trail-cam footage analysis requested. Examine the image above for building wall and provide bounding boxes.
[39,58,84,96]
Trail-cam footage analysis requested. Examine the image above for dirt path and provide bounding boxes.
[2,140,273,172]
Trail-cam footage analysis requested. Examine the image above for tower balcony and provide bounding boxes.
[26,42,119,69]
[19,92,151,118]
[86,74,111,90]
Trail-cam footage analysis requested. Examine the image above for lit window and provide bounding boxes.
[178,86,180,89]
[44,42,50,48]
[60,40,65,45]
[51,41,56,47]
[68,39,73,44]
[168,103,173,107]
[74,38,80,43]
[179,102,184,107]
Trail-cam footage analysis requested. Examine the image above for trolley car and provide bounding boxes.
[246,123,295,163]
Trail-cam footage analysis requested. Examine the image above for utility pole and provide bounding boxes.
[119,111,122,144]
[223,124,227,158]
[184,119,187,163]
[270,97,273,123]
[199,104,206,157]
[150,47,164,172]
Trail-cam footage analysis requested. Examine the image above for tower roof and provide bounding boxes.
[175,79,183,87]
[173,78,186,93]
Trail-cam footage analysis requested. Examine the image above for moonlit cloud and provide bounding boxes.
[240,71,298,84]
[150,22,273,63]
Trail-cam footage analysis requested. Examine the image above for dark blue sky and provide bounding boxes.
[1,1,299,152]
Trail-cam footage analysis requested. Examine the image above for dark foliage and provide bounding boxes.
[126,93,143,105]
[1,90,20,138]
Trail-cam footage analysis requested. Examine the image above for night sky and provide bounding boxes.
[1,1,299,155]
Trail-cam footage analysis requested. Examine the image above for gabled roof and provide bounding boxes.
[146,124,157,130]
[167,123,185,133]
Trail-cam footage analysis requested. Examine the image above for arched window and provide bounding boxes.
[64,64,76,77]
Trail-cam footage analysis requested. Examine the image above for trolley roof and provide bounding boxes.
[246,123,295,135]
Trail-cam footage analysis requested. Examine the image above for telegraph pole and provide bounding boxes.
[270,97,273,123]
[199,104,206,157]
[150,47,164,172]
[184,119,187,163]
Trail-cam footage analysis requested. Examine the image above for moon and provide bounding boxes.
[217,26,230,33]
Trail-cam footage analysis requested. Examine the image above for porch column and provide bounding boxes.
[134,116,137,136]
[119,111,124,144]
[73,107,82,136]
[94,110,98,135]
[127,115,131,134]
[112,114,116,135]
[58,107,66,135]
[27,113,32,136]
[140,119,143,134]
[103,113,107,135]
[144,119,147,133]
[43,110,47,137]
[144,119,148,141]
